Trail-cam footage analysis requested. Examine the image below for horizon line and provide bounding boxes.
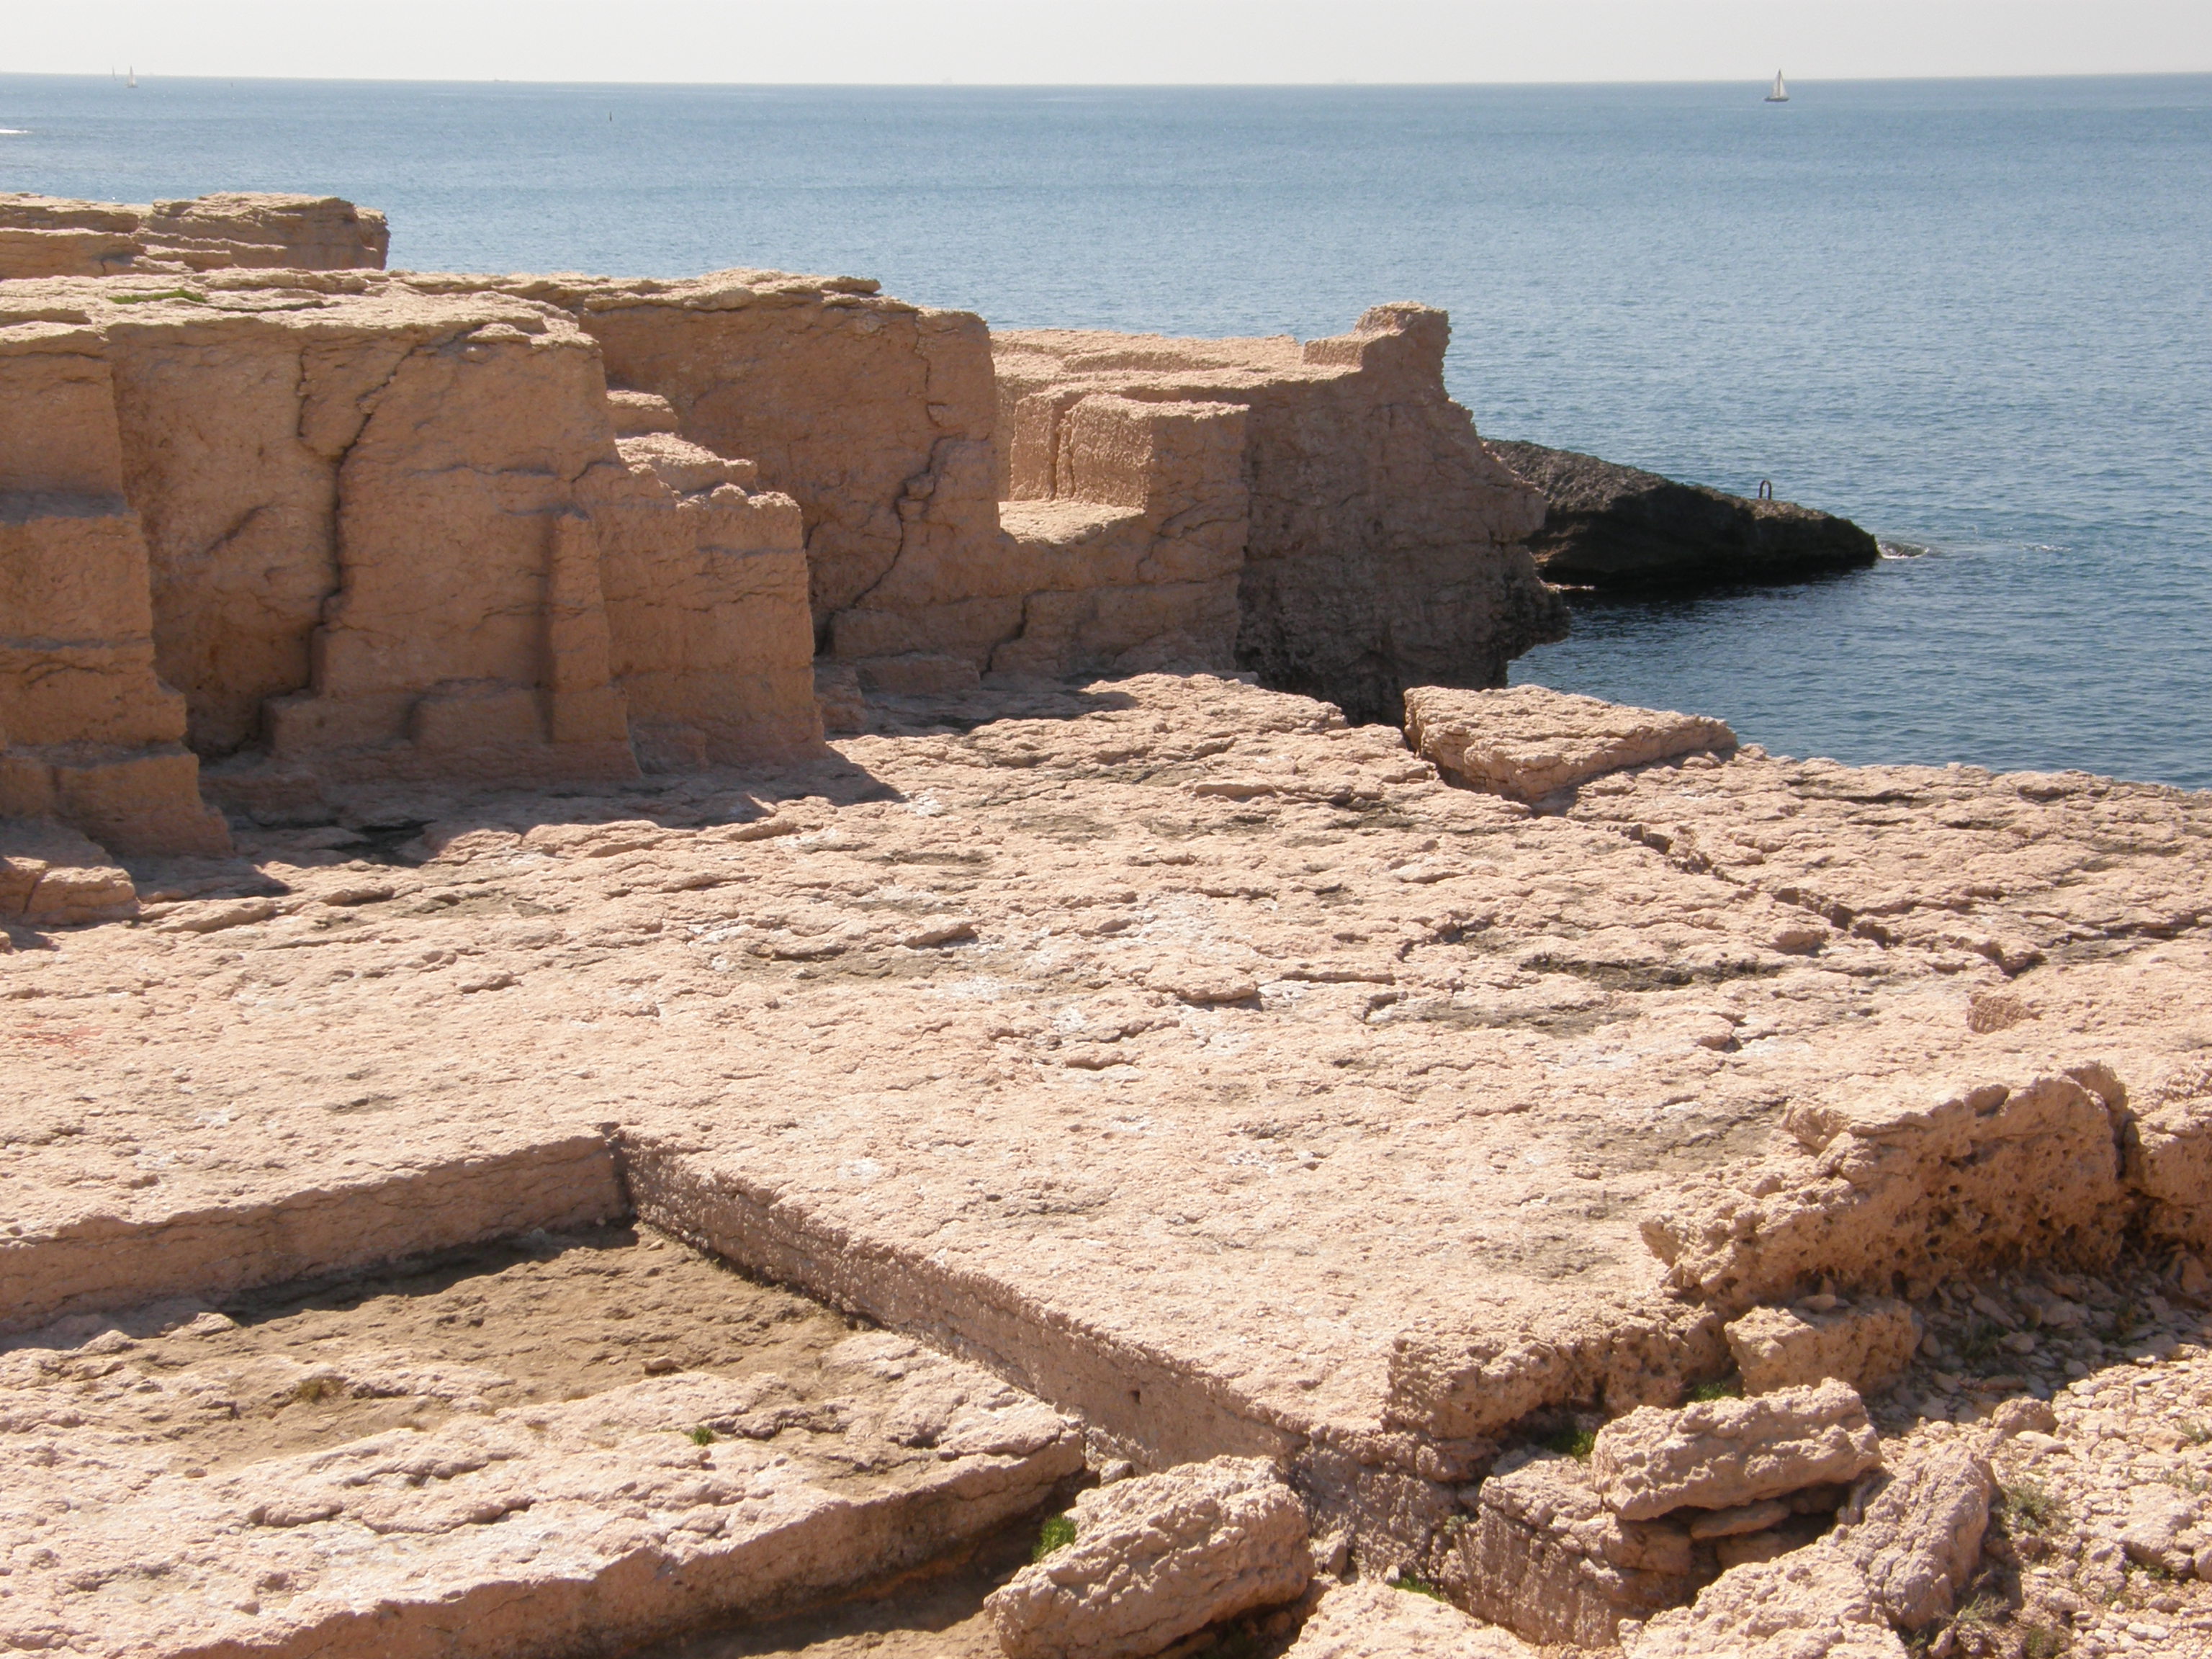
[4,68,2212,90]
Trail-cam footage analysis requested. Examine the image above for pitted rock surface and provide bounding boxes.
[1444,1449,1708,1647]
[1403,684,1736,804]
[984,1456,1309,1659]
[1830,1442,1992,1629]
[1283,1581,1534,1659]
[1590,1380,1884,1521]
[1725,1297,1921,1396]
[0,1236,1080,1659]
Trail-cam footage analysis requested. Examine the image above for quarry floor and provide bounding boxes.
[6,670,2212,1655]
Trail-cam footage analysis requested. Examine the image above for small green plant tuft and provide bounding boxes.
[1959,1321,2004,1364]
[2020,1623,2067,1659]
[1686,1377,1740,1403]
[688,1425,716,1446]
[110,287,204,306]
[2180,1418,2212,1447]
[1541,1424,1597,1460]
[1392,1575,1448,1603]
[2000,1478,2067,1533]
[1033,1513,1076,1561]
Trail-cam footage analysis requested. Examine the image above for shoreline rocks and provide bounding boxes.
[1487,438,1881,590]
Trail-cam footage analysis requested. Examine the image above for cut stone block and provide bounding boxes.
[1725,1298,1920,1396]
[1590,1380,1881,1522]
[1403,684,1735,804]
[1386,1294,1724,1441]
[986,1456,1310,1659]
[1443,1450,1709,1649]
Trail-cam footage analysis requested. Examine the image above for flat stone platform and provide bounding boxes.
[6,675,2211,1565]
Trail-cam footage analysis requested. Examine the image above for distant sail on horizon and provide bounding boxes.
[1766,71,1789,102]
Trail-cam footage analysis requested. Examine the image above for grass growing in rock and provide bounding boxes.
[1541,1424,1597,1459]
[1033,1513,1076,1561]
[1997,1478,2067,1534]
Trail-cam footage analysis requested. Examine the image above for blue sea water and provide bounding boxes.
[4,74,2208,786]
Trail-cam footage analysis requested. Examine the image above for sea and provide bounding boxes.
[4,73,2208,786]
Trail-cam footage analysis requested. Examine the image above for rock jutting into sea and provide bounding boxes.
[1486,438,1882,589]
[4,189,2209,1659]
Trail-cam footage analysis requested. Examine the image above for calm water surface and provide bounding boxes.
[4,75,2207,784]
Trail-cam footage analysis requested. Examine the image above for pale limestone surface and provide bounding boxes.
[6,675,2212,1650]
[1589,1381,1883,1521]
[1282,1581,1534,1659]
[0,192,388,279]
[986,1457,1309,1659]
[0,1313,1079,1659]
[1403,683,1737,804]
[1725,1298,1922,1396]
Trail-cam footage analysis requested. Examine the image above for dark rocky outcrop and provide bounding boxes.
[1486,440,1881,590]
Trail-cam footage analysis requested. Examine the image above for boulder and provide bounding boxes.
[1285,1581,1536,1659]
[1624,1545,1907,1659]
[2118,1488,2200,1578]
[986,1457,1310,1659]
[0,819,138,925]
[1485,439,1881,590]
[1443,1451,1710,1648]
[1403,685,1735,805]
[1830,1443,1992,1629]
[1590,1380,1882,1521]
[1725,1298,1920,1396]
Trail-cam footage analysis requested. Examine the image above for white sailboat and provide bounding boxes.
[1766,71,1789,103]
[127,66,138,89]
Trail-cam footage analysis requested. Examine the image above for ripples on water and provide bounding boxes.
[1,73,2206,784]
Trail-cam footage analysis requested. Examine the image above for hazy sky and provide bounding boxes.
[10,1,2211,84]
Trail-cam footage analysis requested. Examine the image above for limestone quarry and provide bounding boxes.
[4,194,2211,1659]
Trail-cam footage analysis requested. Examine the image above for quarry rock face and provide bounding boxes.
[997,305,1568,723]
[985,1457,1310,1659]
[1486,438,1883,589]
[0,191,388,279]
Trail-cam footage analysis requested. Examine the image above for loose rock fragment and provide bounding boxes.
[1403,684,1735,804]
[1725,1298,1920,1396]
[1830,1442,1992,1629]
[1444,1451,1709,1649]
[1624,1544,1907,1659]
[1285,1580,1537,1659]
[1590,1380,1882,1521]
[986,1457,1310,1659]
